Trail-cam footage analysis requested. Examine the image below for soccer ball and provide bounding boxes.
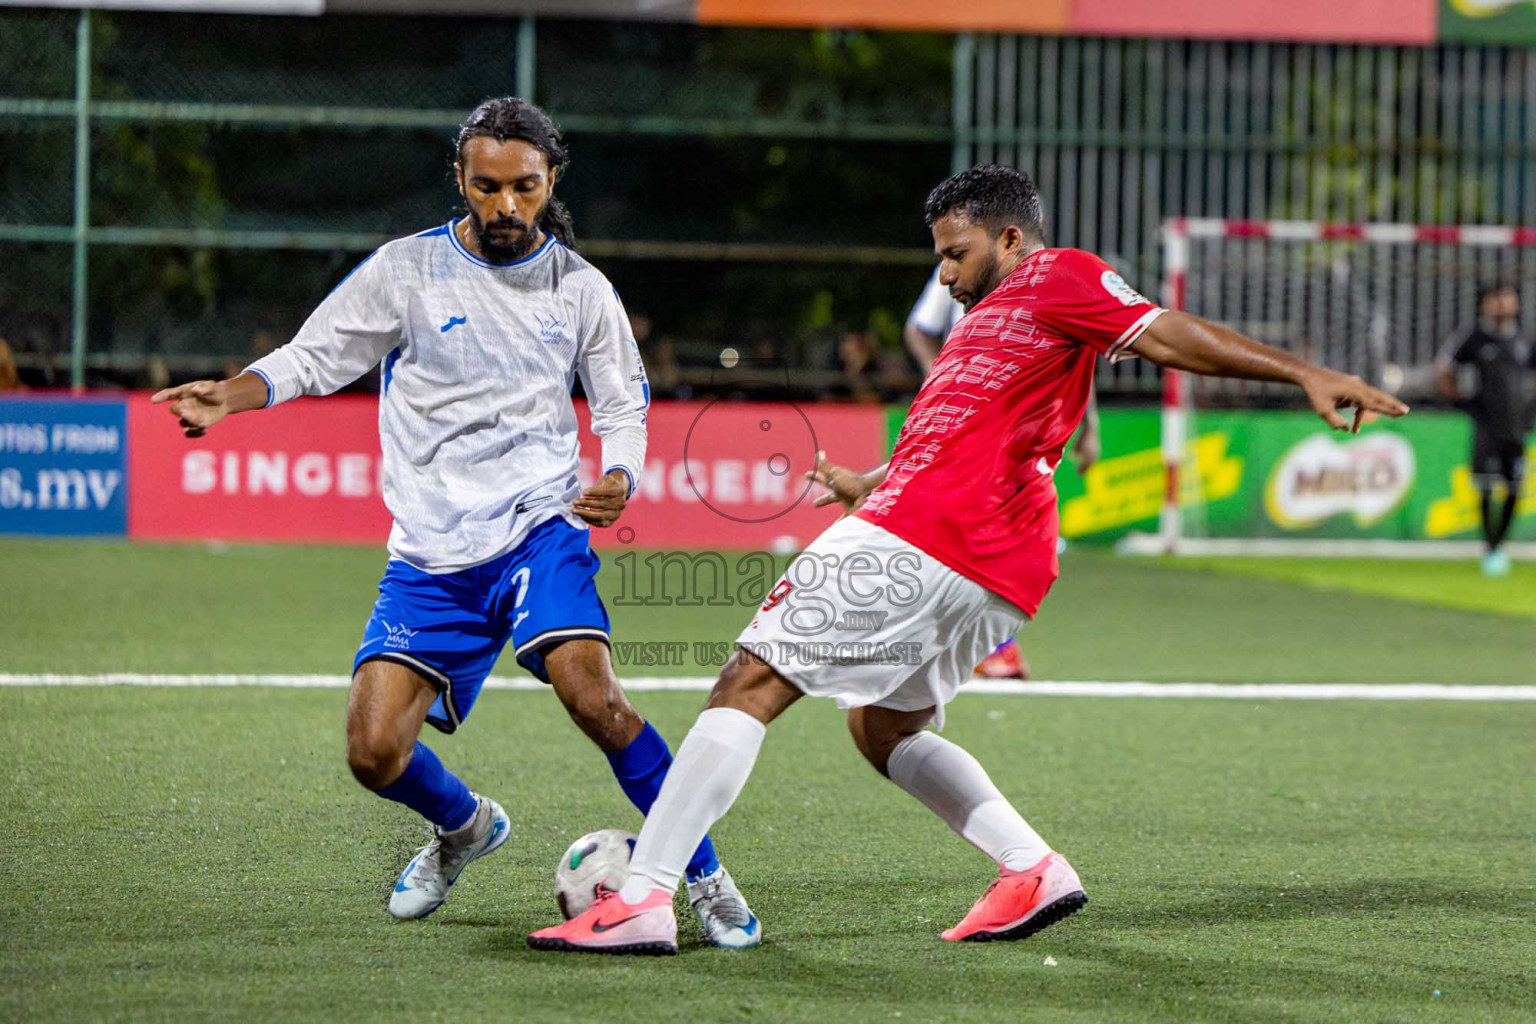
[555,828,636,919]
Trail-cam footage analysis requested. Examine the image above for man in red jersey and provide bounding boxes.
[529,166,1408,956]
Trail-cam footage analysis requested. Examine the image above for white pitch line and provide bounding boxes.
[1,674,1534,701]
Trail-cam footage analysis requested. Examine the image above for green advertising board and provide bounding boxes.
[1438,0,1536,43]
[885,406,1536,543]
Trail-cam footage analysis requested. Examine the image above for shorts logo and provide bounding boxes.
[760,579,793,612]
[383,622,418,650]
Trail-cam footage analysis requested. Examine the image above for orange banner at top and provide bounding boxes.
[697,0,1068,33]
[697,0,1437,45]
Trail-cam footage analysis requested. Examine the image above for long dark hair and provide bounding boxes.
[455,97,576,248]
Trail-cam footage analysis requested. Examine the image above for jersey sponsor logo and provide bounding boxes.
[533,311,568,345]
[514,495,554,514]
[383,622,418,650]
[439,315,468,334]
[1100,271,1150,307]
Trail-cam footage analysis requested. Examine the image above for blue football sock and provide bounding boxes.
[376,742,478,831]
[607,721,721,882]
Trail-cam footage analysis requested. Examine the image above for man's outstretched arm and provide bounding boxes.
[1130,310,1409,432]
[151,372,270,438]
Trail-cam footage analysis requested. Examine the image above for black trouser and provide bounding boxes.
[1471,429,1525,551]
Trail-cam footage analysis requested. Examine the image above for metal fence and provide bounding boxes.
[3,8,1534,397]
[954,36,1536,395]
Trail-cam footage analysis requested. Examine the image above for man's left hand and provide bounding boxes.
[574,470,629,527]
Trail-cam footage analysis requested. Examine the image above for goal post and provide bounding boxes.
[1140,216,1536,557]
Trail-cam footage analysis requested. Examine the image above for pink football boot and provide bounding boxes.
[527,888,678,956]
[942,852,1087,942]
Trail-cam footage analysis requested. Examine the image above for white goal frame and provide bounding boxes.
[1123,216,1536,558]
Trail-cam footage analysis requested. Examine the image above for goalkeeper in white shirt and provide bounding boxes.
[150,98,758,947]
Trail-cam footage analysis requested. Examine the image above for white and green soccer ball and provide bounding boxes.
[555,828,636,919]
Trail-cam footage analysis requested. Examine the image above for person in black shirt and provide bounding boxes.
[1437,284,1535,575]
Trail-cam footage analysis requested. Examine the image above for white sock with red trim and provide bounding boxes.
[618,707,766,903]
[886,730,1050,872]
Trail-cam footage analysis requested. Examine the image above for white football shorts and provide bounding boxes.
[736,516,1027,727]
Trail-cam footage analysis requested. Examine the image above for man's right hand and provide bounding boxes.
[152,380,230,438]
[1298,367,1409,433]
[806,450,883,518]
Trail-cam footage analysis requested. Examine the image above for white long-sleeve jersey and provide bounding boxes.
[246,221,648,573]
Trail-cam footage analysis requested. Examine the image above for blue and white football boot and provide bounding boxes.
[388,795,510,920]
[687,866,761,948]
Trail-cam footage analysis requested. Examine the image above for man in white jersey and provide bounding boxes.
[151,98,757,946]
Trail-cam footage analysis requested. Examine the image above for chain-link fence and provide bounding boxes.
[2,8,1533,400]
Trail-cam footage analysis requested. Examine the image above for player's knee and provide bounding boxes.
[848,722,900,776]
[847,706,932,777]
[346,721,412,790]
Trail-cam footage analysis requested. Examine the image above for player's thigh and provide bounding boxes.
[874,590,1026,724]
[497,517,611,683]
[353,558,504,736]
[704,646,805,726]
[346,659,439,780]
[740,516,1018,717]
[847,704,936,777]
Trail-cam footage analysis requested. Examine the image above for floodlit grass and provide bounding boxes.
[1,687,1530,1023]
[1159,555,1536,622]
[2,539,1532,1022]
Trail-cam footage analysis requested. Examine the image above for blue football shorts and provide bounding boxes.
[352,516,610,734]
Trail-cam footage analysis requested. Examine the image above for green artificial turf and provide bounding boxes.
[3,538,1532,683]
[1157,556,1536,622]
[1,687,1531,1023]
[3,539,1532,1021]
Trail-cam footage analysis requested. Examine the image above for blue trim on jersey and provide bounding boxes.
[382,347,401,394]
[414,224,451,239]
[446,219,555,269]
[325,250,379,301]
[604,464,637,498]
[249,367,275,409]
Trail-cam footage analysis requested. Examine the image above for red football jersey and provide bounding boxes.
[856,248,1164,616]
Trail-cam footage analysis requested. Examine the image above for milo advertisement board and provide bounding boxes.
[885,407,1535,543]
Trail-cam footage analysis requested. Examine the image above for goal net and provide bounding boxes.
[1127,217,1536,556]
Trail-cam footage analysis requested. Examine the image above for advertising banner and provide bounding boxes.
[578,399,886,550]
[1045,409,1534,543]
[128,393,391,544]
[1437,0,1536,44]
[698,0,1437,43]
[126,393,886,550]
[1070,0,1435,45]
[697,0,1068,32]
[0,396,128,537]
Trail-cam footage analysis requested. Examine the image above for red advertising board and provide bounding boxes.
[128,392,393,544]
[127,393,886,551]
[696,0,1439,44]
[1069,0,1436,45]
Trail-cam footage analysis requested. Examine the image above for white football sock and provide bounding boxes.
[619,707,766,902]
[886,730,1051,872]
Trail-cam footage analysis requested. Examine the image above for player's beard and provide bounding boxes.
[469,201,546,263]
[958,248,1004,313]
